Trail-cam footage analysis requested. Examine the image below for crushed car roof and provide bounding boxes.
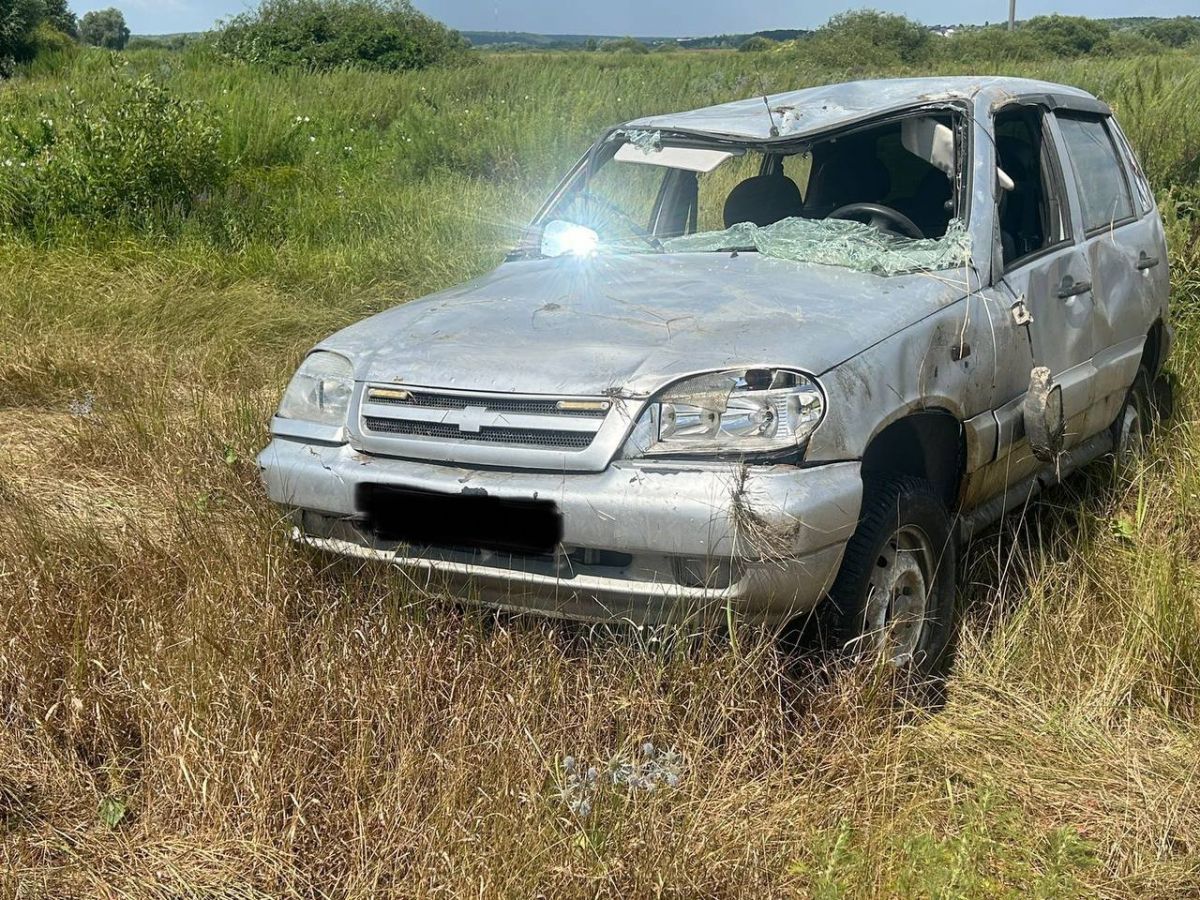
[622,76,1106,142]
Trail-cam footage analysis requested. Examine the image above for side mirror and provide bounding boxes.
[541,220,600,258]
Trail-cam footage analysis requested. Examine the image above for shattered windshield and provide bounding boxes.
[538,113,971,276]
[662,216,971,274]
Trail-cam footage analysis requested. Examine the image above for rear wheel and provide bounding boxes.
[825,476,959,680]
[1112,366,1154,464]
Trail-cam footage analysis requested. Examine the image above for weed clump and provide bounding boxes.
[212,0,468,72]
[0,61,226,235]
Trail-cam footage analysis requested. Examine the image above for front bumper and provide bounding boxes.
[257,437,862,627]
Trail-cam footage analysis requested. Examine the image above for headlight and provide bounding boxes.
[277,351,354,426]
[625,368,824,457]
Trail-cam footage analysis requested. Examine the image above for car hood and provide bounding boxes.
[321,252,968,397]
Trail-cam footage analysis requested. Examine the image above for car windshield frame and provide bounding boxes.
[519,103,975,277]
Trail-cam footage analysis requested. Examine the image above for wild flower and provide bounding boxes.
[68,392,96,419]
[556,744,685,819]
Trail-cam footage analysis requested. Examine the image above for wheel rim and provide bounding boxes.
[863,524,935,667]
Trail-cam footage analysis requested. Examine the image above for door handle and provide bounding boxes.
[1136,252,1160,271]
[1056,275,1091,299]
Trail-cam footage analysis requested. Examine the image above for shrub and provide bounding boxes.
[0,63,227,234]
[598,36,648,54]
[127,34,196,52]
[213,0,467,72]
[0,0,45,75]
[933,26,1047,63]
[1140,17,1200,49]
[802,11,930,67]
[1021,15,1111,56]
[1094,29,1163,57]
[31,19,74,54]
[738,36,778,53]
[79,7,130,50]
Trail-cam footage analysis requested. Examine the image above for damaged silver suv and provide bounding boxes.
[259,77,1170,676]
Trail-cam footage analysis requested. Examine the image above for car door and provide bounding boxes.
[992,104,1096,472]
[1054,111,1165,438]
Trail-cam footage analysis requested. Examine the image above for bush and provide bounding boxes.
[1140,17,1200,48]
[738,36,778,53]
[79,7,130,50]
[1021,15,1111,56]
[30,19,74,55]
[933,26,1046,63]
[127,34,197,52]
[1094,29,1163,57]
[936,21,1159,62]
[0,62,227,234]
[213,0,467,72]
[598,37,648,54]
[0,0,45,75]
[803,11,930,67]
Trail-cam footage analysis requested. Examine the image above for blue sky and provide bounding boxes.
[72,0,1199,36]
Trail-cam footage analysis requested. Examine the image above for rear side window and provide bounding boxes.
[1055,114,1134,232]
[1110,120,1154,214]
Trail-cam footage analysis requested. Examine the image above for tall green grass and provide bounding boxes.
[1,45,1199,896]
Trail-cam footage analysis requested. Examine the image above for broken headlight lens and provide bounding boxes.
[277,351,354,426]
[629,368,824,457]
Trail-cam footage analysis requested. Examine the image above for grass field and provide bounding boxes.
[2,43,1200,896]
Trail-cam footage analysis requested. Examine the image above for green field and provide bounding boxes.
[2,43,1200,896]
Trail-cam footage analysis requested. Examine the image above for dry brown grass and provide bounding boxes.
[2,243,1199,897]
[3,46,1200,899]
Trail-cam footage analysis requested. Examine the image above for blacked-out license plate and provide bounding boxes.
[356,484,563,555]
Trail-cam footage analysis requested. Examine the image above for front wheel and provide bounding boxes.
[824,476,959,680]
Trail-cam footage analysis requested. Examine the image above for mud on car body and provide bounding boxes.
[259,76,1171,677]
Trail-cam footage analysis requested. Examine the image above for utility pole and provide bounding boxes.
[1008,0,1016,30]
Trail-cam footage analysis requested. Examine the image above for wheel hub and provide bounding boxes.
[864,526,933,666]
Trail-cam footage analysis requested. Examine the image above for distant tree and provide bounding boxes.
[1140,16,1200,48]
[80,7,130,50]
[43,0,78,38]
[127,33,197,51]
[582,37,598,51]
[598,36,647,54]
[738,35,777,52]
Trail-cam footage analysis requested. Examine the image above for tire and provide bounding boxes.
[1152,370,1176,425]
[825,476,959,681]
[1111,366,1154,464]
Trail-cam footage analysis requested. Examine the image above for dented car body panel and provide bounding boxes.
[258,76,1170,626]
[322,253,968,401]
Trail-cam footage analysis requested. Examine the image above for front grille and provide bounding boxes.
[369,390,608,418]
[357,384,613,458]
[363,416,595,450]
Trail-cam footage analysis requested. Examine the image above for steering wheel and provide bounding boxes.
[576,190,664,250]
[827,202,924,240]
